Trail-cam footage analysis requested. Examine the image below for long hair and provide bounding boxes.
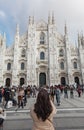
[34,88,52,121]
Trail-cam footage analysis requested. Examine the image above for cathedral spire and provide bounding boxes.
[3,32,6,39]
[16,24,19,35]
[64,22,68,35]
[29,16,31,24]
[15,24,20,44]
[81,31,83,45]
[32,16,34,24]
[48,11,52,24]
[3,32,6,42]
[78,32,80,43]
[52,11,55,24]
[81,31,83,39]
[29,16,34,25]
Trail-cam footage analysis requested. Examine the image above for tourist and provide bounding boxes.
[55,85,61,106]
[30,88,57,130]
[0,107,6,129]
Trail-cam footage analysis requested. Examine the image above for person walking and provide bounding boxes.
[30,88,57,130]
[3,87,11,108]
[55,86,61,106]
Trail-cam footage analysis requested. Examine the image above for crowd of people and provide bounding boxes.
[0,84,84,129]
[0,84,83,110]
[0,85,37,109]
[0,84,84,109]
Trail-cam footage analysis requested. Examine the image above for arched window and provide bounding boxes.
[40,32,45,44]
[21,49,26,57]
[60,62,64,70]
[21,62,25,70]
[73,62,77,69]
[40,52,45,60]
[5,78,11,87]
[20,78,24,86]
[74,77,79,85]
[61,77,66,85]
[59,49,64,57]
[7,63,11,70]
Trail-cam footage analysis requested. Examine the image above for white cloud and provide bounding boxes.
[0,0,84,44]
[0,10,6,18]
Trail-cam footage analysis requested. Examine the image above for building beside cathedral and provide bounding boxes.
[0,14,84,87]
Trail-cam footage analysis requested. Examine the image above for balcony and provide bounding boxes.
[37,44,47,50]
[72,69,80,76]
[3,70,12,76]
[18,69,27,74]
[58,69,67,76]
[36,59,48,67]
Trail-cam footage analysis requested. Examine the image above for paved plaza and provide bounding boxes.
[1,91,84,130]
[4,91,84,119]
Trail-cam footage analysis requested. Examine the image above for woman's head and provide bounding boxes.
[34,88,52,121]
[37,88,49,102]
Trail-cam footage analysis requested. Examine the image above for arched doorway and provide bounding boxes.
[39,73,46,87]
[61,77,66,86]
[6,78,10,87]
[20,78,24,86]
[74,77,79,85]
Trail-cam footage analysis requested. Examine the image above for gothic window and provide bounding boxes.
[61,77,66,85]
[73,62,77,69]
[40,52,45,60]
[21,62,25,70]
[40,32,45,44]
[7,63,11,70]
[21,49,26,57]
[59,49,64,57]
[60,62,64,70]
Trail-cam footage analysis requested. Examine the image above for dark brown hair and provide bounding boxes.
[34,88,52,121]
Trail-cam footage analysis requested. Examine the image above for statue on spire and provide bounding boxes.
[48,11,52,24]
[52,11,55,24]
[16,24,19,35]
[64,22,68,35]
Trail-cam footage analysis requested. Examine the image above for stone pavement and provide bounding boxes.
[6,90,84,110]
[2,90,84,120]
[1,91,84,130]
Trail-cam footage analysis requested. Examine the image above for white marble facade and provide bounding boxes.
[0,14,84,87]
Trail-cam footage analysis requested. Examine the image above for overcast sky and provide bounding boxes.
[0,0,84,46]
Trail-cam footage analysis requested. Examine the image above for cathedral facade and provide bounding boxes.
[0,14,84,87]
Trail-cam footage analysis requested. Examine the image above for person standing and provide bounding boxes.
[50,86,55,102]
[17,87,24,109]
[64,86,68,98]
[0,107,6,129]
[30,88,57,130]
[77,85,82,97]
[70,86,74,98]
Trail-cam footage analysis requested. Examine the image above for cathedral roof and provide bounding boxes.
[5,45,14,56]
[36,20,47,30]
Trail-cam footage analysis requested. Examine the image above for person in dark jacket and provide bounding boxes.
[3,88,11,108]
[55,86,61,106]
